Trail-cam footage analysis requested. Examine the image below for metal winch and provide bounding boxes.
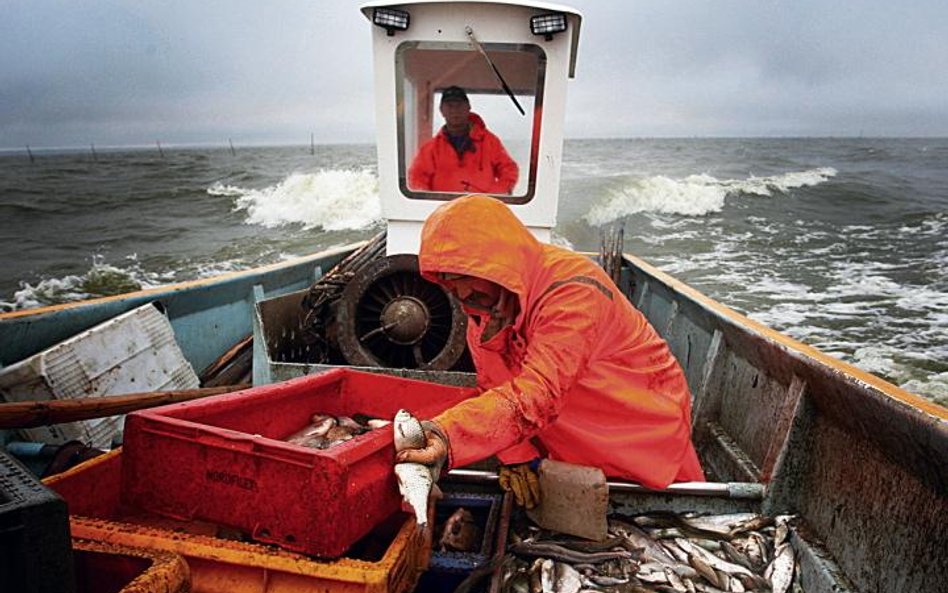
[299,232,469,371]
[333,253,468,370]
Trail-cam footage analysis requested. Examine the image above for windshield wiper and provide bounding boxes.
[465,26,526,116]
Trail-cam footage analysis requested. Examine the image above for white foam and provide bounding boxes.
[221,170,382,231]
[585,174,727,223]
[0,256,155,312]
[550,231,574,250]
[206,183,246,197]
[900,372,948,408]
[584,167,837,225]
[899,212,948,237]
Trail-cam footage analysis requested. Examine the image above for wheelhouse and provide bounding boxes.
[360,1,582,254]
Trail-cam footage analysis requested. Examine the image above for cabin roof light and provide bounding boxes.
[530,12,567,40]
[373,8,410,36]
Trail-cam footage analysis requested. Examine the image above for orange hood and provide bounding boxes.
[419,195,539,301]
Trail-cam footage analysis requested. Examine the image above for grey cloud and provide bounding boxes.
[2,0,947,148]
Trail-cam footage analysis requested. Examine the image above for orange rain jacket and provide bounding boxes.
[408,113,519,194]
[419,195,704,488]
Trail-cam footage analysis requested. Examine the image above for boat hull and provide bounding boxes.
[3,246,946,592]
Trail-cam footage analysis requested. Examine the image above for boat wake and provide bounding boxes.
[211,169,382,231]
[583,167,837,223]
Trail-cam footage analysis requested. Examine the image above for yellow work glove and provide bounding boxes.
[498,461,541,509]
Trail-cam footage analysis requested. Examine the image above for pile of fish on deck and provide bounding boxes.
[499,511,799,593]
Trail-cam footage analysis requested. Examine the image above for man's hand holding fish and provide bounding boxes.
[393,411,449,527]
[395,420,450,471]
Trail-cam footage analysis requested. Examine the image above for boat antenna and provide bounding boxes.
[465,26,525,116]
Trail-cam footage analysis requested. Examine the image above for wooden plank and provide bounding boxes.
[761,374,806,482]
[704,421,760,482]
[0,384,249,429]
[692,329,723,426]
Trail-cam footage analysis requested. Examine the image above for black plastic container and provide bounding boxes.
[0,449,75,593]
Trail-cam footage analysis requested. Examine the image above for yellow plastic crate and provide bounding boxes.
[73,538,190,593]
[46,449,430,593]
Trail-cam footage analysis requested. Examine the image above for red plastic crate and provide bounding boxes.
[122,368,474,558]
[46,449,434,593]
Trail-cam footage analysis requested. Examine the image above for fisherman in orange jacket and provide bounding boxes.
[408,86,519,194]
[397,195,705,507]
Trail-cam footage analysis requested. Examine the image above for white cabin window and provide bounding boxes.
[396,42,545,204]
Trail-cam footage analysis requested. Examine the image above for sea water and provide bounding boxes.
[1,138,945,405]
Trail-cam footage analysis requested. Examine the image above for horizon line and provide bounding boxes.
[5,134,948,153]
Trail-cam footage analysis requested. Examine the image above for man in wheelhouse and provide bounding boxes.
[408,86,519,195]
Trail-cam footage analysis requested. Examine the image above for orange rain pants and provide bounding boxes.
[419,195,704,489]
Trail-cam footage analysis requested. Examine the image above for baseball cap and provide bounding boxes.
[440,86,469,104]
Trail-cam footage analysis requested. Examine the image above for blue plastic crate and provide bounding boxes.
[417,491,502,593]
[0,449,75,593]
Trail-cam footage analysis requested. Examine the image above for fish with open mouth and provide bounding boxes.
[438,507,482,552]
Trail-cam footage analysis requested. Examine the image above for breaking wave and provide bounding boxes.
[0,256,159,312]
[584,167,837,225]
[212,169,382,231]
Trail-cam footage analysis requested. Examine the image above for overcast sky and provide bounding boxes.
[2,0,947,149]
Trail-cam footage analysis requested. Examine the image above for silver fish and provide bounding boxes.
[325,424,357,444]
[692,582,728,593]
[528,558,544,593]
[554,562,583,593]
[684,513,760,534]
[296,435,330,449]
[438,507,481,552]
[774,515,792,547]
[686,552,724,589]
[744,531,769,568]
[539,558,555,593]
[394,462,433,527]
[766,542,795,593]
[637,570,670,585]
[393,408,426,451]
[336,415,364,432]
[610,518,678,565]
[582,573,630,587]
[662,540,690,563]
[639,560,700,581]
[664,566,687,591]
[728,515,774,538]
[721,541,755,572]
[286,415,336,442]
[674,538,755,578]
[392,409,435,527]
[729,575,746,592]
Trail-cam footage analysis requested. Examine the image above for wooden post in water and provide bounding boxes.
[26,145,35,163]
[310,132,315,155]
[229,138,236,156]
[90,143,98,162]
[156,140,165,158]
